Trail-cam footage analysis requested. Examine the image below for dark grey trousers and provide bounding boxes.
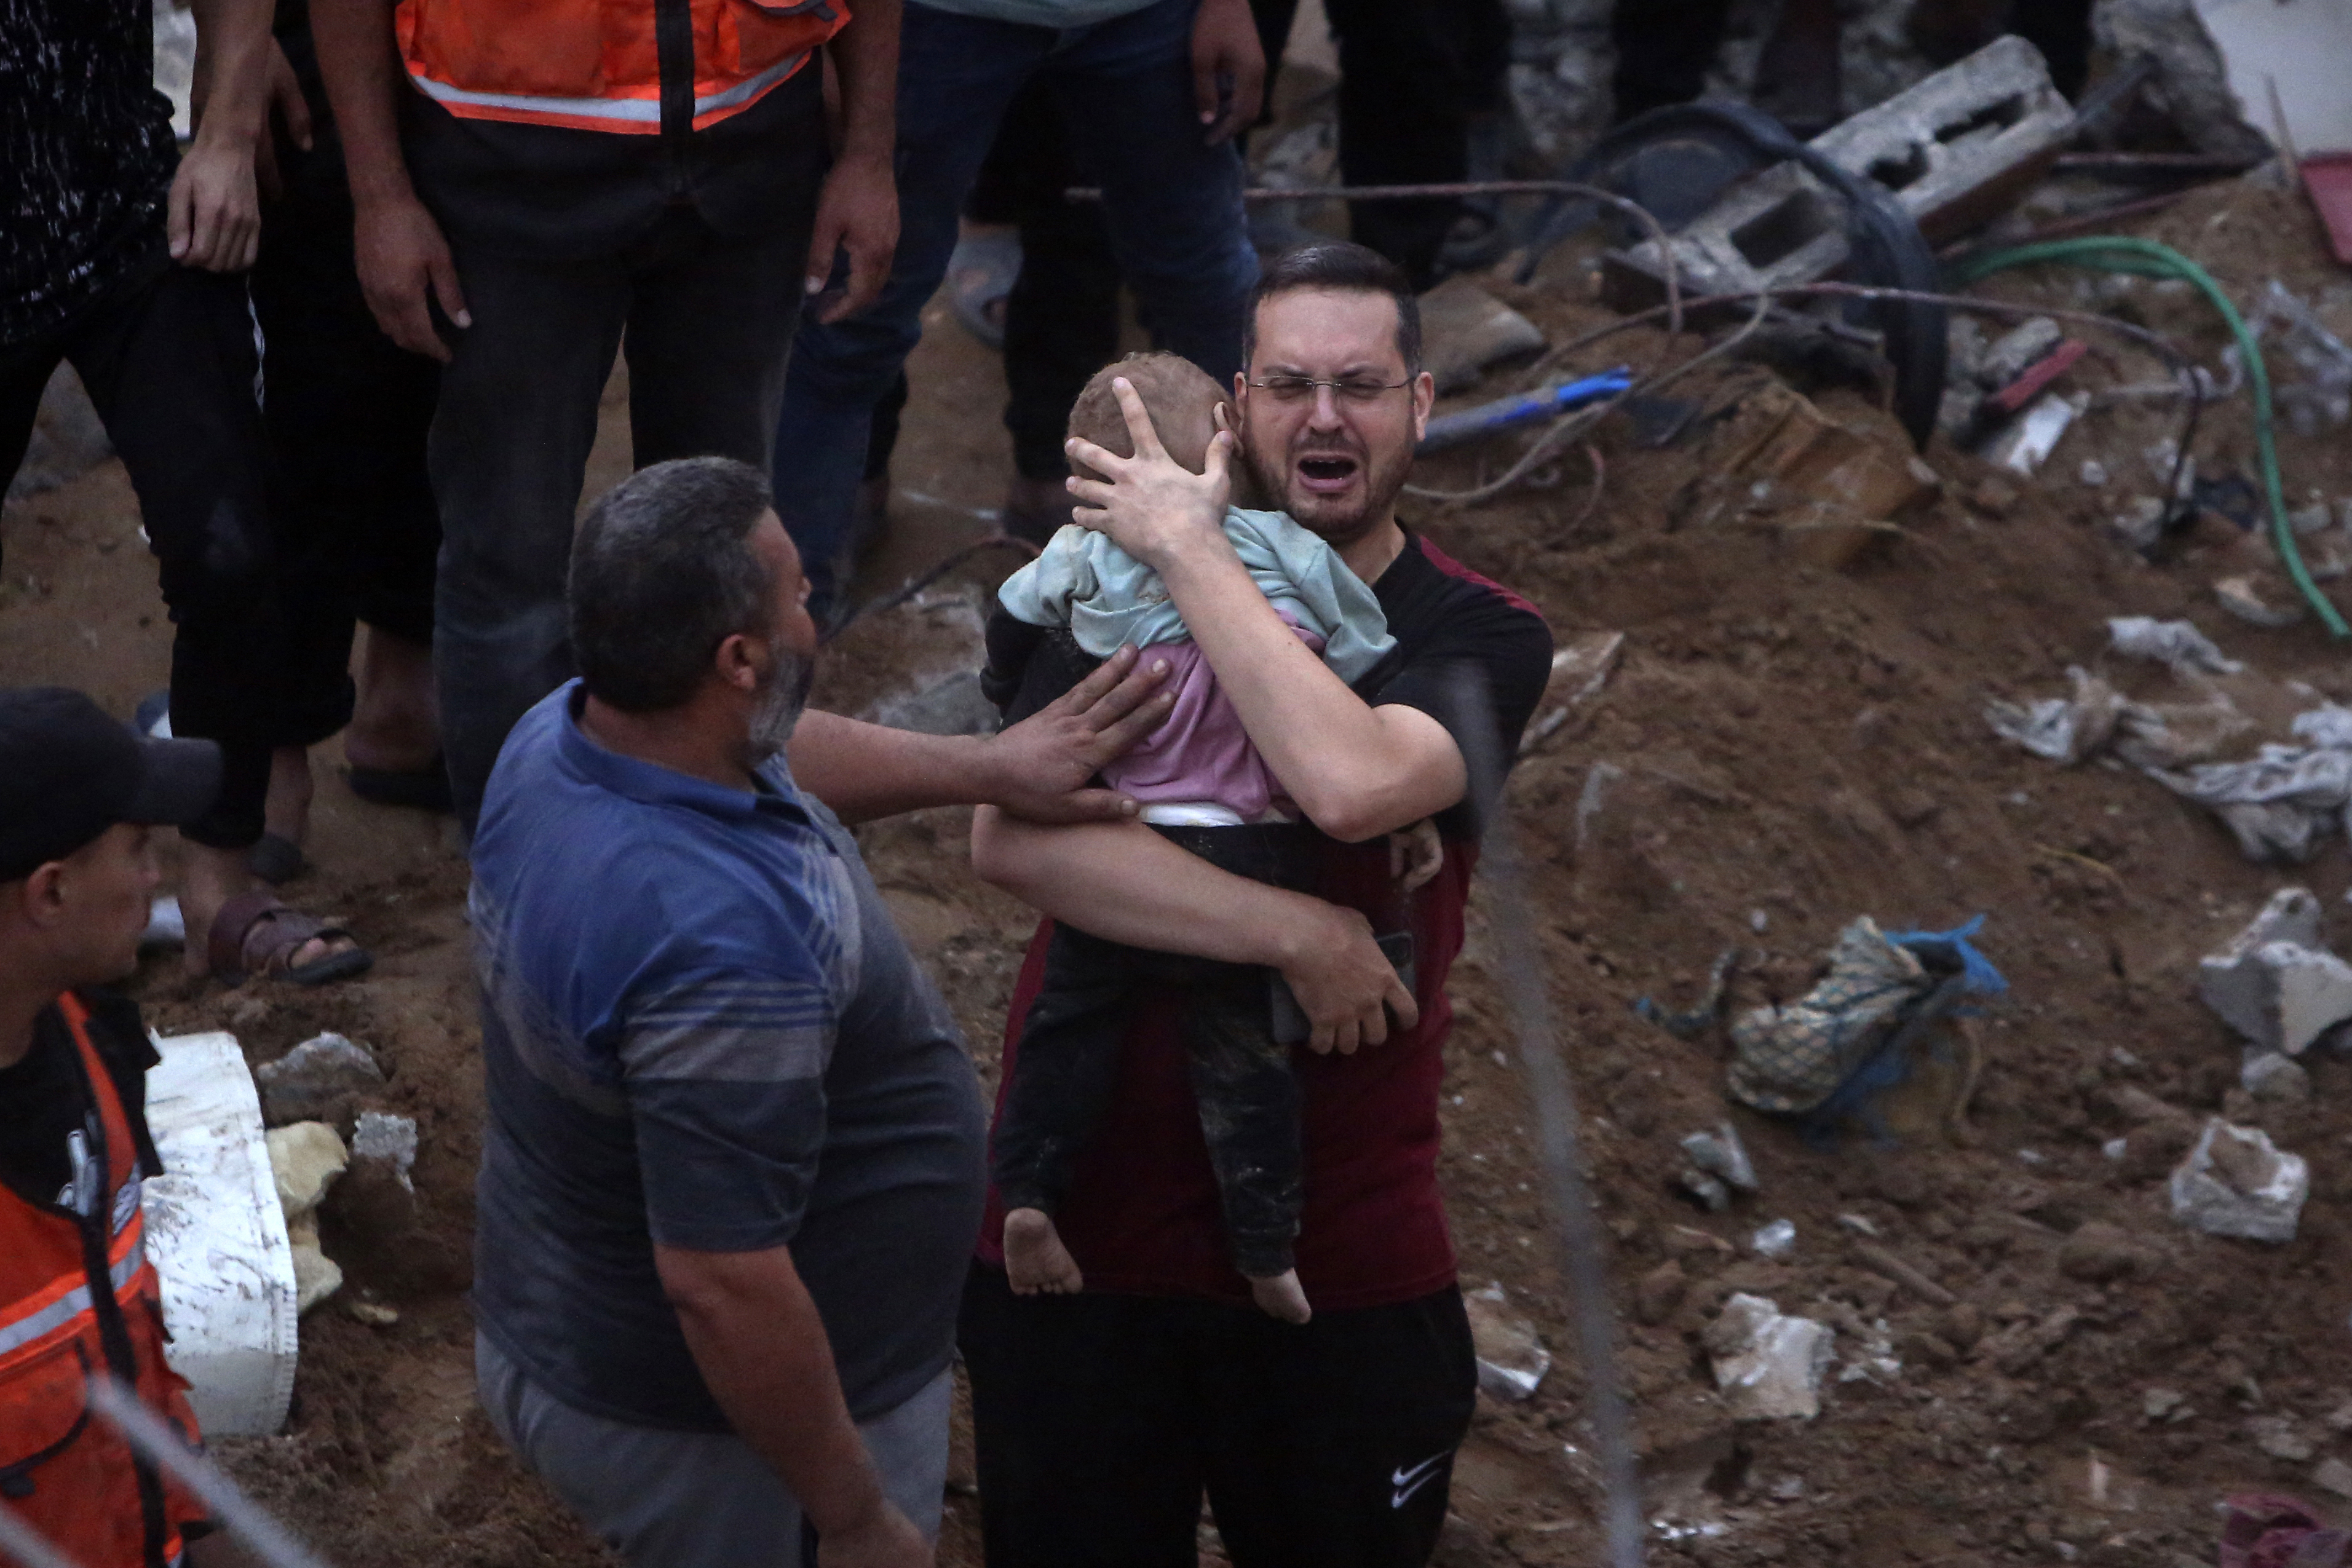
[428,208,812,833]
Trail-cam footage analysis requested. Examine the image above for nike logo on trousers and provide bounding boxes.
[1390,1451,1451,1509]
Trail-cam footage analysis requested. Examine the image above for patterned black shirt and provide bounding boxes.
[1,0,180,347]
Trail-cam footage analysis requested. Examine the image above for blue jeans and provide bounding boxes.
[773,0,1256,618]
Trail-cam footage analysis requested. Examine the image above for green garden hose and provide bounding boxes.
[1949,236,2346,638]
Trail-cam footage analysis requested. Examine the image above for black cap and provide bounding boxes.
[0,689,222,882]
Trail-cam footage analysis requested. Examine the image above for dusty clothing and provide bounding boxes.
[478,1336,952,1567]
[976,532,1552,1307]
[0,0,177,347]
[467,683,988,1433]
[991,823,1322,1280]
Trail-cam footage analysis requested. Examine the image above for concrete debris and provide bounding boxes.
[1462,1283,1551,1402]
[2091,0,2273,163]
[1417,276,1546,395]
[342,1296,400,1329]
[2150,710,2352,863]
[2200,889,2327,1042]
[1977,317,2065,390]
[1750,1219,1797,1259]
[1603,38,2072,311]
[2108,616,2244,676]
[1985,392,2085,477]
[350,1111,419,1186]
[266,1121,349,1221]
[2145,1388,2187,1422]
[2169,1119,2310,1244]
[2217,575,2305,629]
[1986,667,2124,765]
[1681,1123,1759,1192]
[1705,1293,1834,1421]
[254,1032,385,1126]
[2056,1221,2158,1284]
[266,1122,349,1314]
[2249,1415,2318,1463]
[1678,1168,1733,1213]
[2243,1050,2314,1104]
[2314,1457,2352,1502]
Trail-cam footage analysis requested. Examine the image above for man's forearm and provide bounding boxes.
[656,1244,889,1537]
[788,710,994,825]
[826,0,901,163]
[972,807,1323,963]
[1155,542,1466,841]
[311,0,414,206]
[188,0,274,143]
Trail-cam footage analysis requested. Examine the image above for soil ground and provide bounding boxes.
[11,171,2352,1567]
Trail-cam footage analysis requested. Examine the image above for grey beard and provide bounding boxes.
[743,646,815,767]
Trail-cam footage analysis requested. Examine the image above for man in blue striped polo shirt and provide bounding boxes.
[464,455,1173,1565]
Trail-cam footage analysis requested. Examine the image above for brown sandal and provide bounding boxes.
[205,890,374,988]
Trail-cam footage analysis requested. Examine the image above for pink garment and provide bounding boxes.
[1103,620,1326,820]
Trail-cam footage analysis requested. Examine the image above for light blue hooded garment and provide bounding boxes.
[996,508,1396,684]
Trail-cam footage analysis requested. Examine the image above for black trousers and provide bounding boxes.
[1256,0,1511,290]
[1,261,319,850]
[994,824,1318,1280]
[250,48,442,743]
[961,1265,1478,1567]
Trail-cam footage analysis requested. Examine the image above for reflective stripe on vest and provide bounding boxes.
[407,46,808,129]
[0,1233,147,1363]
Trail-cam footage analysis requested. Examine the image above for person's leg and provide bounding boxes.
[772,3,1047,620]
[66,266,356,974]
[1609,0,1736,122]
[1317,0,1468,290]
[994,81,1120,539]
[958,1265,1209,1568]
[476,1331,806,1566]
[428,238,627,833]
[1200,1289,1478,1568]
[1179,970,1307,1322]
[992,926,1149,1292]
[1045,0,1256,387]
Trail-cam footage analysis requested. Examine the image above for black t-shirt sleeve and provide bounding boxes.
[982,609,1103,727]
[1363,590,1554,839]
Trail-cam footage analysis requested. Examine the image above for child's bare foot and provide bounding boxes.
[1004,1208,1085,1295]
[1249,1269,1312,1324]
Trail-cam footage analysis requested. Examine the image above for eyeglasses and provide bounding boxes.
[1246,374,1412,405]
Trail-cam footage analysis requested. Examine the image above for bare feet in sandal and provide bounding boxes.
[177,844,368,984]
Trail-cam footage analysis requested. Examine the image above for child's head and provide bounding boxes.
[1068,352,1267,507]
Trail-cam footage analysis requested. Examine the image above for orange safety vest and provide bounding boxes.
[397,0,848,135]
[0,994,206,1568]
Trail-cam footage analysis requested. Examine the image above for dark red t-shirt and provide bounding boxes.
[978,533,1553,1309]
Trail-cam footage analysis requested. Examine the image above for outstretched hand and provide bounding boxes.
[1064,377,1235,573]
[978,644,1174,823]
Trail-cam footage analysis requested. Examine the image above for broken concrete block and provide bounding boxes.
[1417,276,1546,395]
[1705,1293,1834,1421]
[1602,36,2073,312]
[2094,0,2274,163]
[350,1111,418,1185]
[284,1210,344,1315]
[1462,1283,1551,1401]
[1681,1123,1759,1192]
[2243,1050,2314,1104]
[1978,318,2064,389]
[1678,1168,1732,1212]
[2169,1119,2309,1244]
[254,1032,386,1126]
[264,1121,348,1222]
[2314,1457,2352,1501]
[2199,889,2326,1043]
[1750,1219,1797,1259]
[2259,943,2352,1056]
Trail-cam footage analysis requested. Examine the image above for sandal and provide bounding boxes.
[205,890,373,988]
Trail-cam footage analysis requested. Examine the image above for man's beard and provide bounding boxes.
[1243,425,1411,545]
[743,643,815,767]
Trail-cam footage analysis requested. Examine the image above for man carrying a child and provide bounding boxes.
[965,241,1555,1567]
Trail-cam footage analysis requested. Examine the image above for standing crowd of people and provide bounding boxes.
[1,0,1565,1562]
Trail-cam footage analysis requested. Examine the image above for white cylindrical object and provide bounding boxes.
[141,1031,299,1436]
